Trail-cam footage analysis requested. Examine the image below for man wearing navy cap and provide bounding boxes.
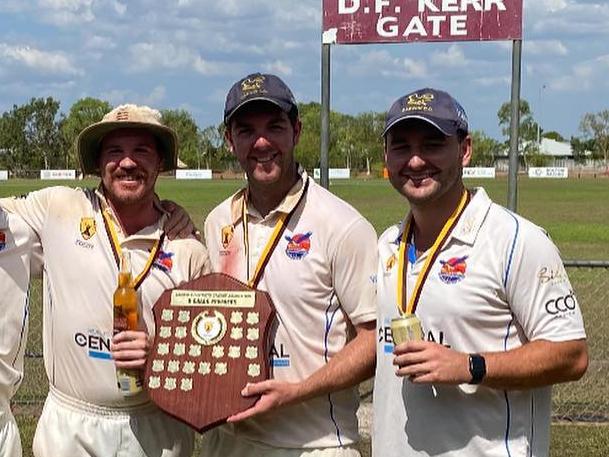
[201,73,378,457]
[373,88,588,456]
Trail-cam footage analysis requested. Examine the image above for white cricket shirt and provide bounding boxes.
[204,171,377,448]
[1,186,210,407]
[373,188,586,457]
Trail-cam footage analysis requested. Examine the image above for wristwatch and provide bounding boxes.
[468,353,486,384]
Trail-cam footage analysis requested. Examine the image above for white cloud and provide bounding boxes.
[263,60,292,76]
[129,42,231,76]
[85,35,116,50]
[431,44,467,67]
[526,40,568,56]
[347,50,428,79]
[143,85,166,106]
[549,53,609,91]
[37,0,95,25]
[0,43,82,76]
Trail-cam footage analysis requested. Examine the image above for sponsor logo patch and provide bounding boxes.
[385,253,397,272]
[221,225,234,249]
[545,291,578,316]
[154,251,174,272]
[0,231,6,252]
[285,232,312,260]
[438,255,468,284]
[79,217,96,240]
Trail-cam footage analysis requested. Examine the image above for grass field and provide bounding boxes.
[3,176,609,456]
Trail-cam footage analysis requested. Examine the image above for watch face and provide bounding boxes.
[469,354,486,384]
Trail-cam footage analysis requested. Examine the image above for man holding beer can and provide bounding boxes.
[373,88,588,457]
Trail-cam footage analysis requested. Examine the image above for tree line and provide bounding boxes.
[0,96,607,175]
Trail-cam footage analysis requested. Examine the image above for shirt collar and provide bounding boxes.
[393,187,492,247]
[95,186,166,241]
[229,167,308,225]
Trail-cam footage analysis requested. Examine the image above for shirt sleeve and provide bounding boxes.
[505,221,586,343]
[0,187,56,238]
[331,217,378,326]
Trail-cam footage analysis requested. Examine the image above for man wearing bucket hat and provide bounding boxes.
[0,104,210,457]
[373,88,588,456]
[200,73,377,457]
[0,211,41,457]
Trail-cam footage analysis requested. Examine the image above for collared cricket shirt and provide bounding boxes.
[1,186,210,407]
[204,171,377,448]
[374,188,586,457]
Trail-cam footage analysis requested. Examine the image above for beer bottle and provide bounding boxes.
[113,250,143,396]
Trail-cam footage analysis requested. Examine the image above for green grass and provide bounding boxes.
[4,176,609,456]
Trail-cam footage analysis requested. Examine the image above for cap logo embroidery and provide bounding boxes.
[241,75,266,99]
[79,217,97,240]
[115,109,130,121]
[404,93,434,112]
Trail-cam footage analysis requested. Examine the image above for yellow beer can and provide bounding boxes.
[391,315,423,345]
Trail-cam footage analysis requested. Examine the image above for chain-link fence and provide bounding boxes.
[12,262,609,425]
[553,261,609,422]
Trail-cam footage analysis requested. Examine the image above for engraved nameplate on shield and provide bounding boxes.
[144,273,276,432]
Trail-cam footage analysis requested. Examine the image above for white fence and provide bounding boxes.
[0,170,7,181]
[175,169,212,180]
[528,167,569,179]
[462,167,496,178]
[313,168,351,179]
[40,169,76,180]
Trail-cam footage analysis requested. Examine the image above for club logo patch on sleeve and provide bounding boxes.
[438,256,468,284]
[0,231,6,252]
[79,217,96,240]
[154,251,174,272]
[284,232,312,260]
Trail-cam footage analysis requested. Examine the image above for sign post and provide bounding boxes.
[321,0,523,200]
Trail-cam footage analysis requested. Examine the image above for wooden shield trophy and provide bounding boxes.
[144,273,276,432]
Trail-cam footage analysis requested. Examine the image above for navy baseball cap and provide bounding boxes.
[224,73,298,124]
[382,88,468,137]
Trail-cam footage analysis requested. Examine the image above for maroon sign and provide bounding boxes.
[322,0,522,44]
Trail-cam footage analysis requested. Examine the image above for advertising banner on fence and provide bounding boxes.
[40,169,76,180]
[322,0,523,44]
[314,168,351,179]
[175,169,212,180]
[0,170,8,181]
[528,167,568,179]
[463,167,496,178]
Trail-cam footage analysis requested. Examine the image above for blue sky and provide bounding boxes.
[0,0,608,141]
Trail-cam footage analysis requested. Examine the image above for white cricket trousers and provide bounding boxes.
[0,405,22,457]
[33,385,193,457]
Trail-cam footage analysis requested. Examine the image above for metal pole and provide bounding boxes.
[320,43,331,190]
[507,39,522,213]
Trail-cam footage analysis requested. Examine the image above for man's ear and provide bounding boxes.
[224,127,234,153]
[292,118,303,146]
[461,135,472,167]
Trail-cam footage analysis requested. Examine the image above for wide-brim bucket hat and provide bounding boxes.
[77,104,178,175]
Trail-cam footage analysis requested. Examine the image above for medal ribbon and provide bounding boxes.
[102,209,163,290]
[242,177,310,289]
[397,189,470,316]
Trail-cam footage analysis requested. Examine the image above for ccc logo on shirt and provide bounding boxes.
[545,292,577,315]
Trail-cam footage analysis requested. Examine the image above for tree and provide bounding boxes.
[61,97,112,168]
[543,131,566,142]
[160,109,201,168]
[579,110,609,171]
[570,136,595,165]
[497,99,541,169]
[469,130,500,167]
[0,97,64,173]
